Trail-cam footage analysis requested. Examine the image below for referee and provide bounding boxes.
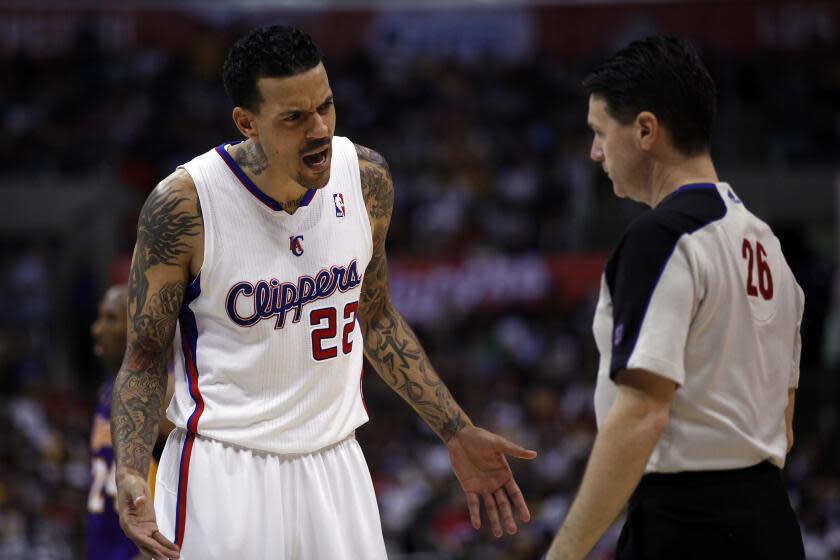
[546,37,805,559]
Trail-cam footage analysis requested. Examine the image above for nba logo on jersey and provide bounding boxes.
[334,193,346,218]
[289,235,304,256]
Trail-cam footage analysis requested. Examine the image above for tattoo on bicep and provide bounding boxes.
[356,144,394,220]
[129,183,200,320]
[133,282,185,354]
[359,250,387,318]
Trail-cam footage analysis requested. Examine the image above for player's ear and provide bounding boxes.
[636,111,659,151]
[232,107,259,140]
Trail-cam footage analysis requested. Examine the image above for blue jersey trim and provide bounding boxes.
[179,273,202,432]
[174,273,202,546]
[657,182,718,207]
[214,142,317,210]
[675,182,717,192]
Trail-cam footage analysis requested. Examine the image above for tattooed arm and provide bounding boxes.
[355,144,536,538]
[355,145,468,441]
[111,169,202,559]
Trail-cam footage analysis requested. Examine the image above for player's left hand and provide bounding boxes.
[446,426,537,538]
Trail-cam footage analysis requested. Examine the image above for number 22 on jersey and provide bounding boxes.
[310,301,359,361]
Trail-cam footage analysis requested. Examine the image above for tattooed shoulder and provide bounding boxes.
[129,170,202,322]
[355,143,388,168]
[137,170,202,265]
[354,144,394,221]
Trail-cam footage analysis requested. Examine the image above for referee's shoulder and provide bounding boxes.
[627,188,727,243]
[618,208,683,252]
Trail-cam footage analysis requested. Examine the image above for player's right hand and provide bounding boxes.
[116,470,180,559]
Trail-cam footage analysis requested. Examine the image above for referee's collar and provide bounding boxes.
[657,182,717,208]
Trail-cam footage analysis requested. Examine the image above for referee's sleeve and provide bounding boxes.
[606,216,696,385]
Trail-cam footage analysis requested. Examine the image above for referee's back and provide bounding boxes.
[593,181,804,473]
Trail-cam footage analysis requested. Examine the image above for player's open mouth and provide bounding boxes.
[302,148,329,171]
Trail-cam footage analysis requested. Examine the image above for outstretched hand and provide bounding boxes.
[115,470,180,559]
[446,426,538,538]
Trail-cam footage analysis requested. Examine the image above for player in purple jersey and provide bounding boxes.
[88,285,174,560]
[87,285,139,560]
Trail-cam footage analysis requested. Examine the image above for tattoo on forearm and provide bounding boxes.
[113,280,186,473]
[361,299,466,441]
[111,349,169,474]
[113,177,200,474]
[355,143,465,441]
[234,141,269,176]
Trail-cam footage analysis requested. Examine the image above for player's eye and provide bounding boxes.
[284,112,301,122]
[317,100,334,114]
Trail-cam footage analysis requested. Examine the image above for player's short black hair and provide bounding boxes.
[222,25,322,111]
[583,36,717,156]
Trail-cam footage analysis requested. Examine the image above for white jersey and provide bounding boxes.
[167,136,372,455]
[593,182,804,472]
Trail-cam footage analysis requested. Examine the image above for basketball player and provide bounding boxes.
[88,284,174,560]
[111,26,537,560]
[545,37,805,559]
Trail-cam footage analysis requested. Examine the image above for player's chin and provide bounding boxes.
[300,172,331,190]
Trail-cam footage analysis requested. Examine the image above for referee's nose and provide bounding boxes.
[590,138,604,162]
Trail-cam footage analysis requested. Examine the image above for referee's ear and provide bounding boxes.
[635,111,660,152]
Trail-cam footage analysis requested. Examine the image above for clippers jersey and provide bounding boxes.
[593,183,804,472]
[168,136,372,455]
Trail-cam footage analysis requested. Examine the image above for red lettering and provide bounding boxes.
[742,239,774,300]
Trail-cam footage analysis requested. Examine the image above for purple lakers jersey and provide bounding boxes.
[87,379,139,560]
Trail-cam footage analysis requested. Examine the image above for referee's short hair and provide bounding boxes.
[583,36,717,156]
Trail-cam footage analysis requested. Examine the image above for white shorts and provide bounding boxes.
[154,429,387,559]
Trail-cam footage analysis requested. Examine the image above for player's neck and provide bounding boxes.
[231,140,309,213]
[648,153,718,208]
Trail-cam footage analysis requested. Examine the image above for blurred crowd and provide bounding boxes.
[0,10,838,560]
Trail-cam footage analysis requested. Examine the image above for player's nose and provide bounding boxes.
[307,111,329,139]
